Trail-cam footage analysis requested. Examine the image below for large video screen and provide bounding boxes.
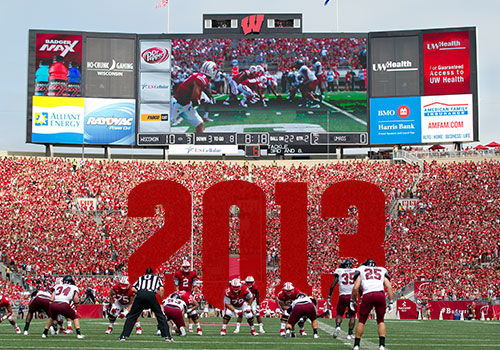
[137,35,369,154]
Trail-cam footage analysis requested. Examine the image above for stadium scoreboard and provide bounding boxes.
[26,19,477,156]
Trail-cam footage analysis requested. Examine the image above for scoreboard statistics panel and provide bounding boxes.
[136,34,369,154]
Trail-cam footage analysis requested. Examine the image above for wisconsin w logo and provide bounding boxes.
[241,15,264,35]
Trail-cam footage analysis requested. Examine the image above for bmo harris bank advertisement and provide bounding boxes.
[370,96,421,144]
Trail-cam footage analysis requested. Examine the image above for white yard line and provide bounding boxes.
[321,100,367,126]
[317,320,384,350]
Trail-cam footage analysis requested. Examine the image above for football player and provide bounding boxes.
[220,278,258,336]
[311,57,325,101]
[329,259,357,339]
[350,259,394,350]
[234,276,265,334]
[0,294,21,334]
[276,282,307,336]
[171,61,217,132]
[42,275,85,339]
[295,59,320,108]
[162,292,188,337]
[174,260,199,295]
[23,288,52,335]
[179,290,202,335]
[223,66,256,105]
[238,76,267,107]
[285,293,319,339]
[105,277,136,335]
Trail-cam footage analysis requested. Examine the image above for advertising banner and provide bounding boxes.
[370,96,421,144]
[34,33,82,97]
[398,198,420,210]
[140,40,172,71]
[421,94,473,143]
[139,104,171,133]
[32,96,84,144]
[85,37,135,98]
[84,98,136,145]
[423,31,470,96]
[140,72,171,102]
[169,145,239,156]
[397,299,417,319]
[370,36,420,98]
[77,198,97,211]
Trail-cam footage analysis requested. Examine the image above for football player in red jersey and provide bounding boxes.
[179,290,202,335]
[173,260,199,294]
[171,61,217,132]
[276,282,307,336]
[223,66,256,105]
[234,276,265,334]
[220,278,258,336]
[0,294,21,334]
[105,277,136,335]
[238,76,267,107]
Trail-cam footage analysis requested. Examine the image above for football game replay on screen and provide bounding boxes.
[168,36,368,134]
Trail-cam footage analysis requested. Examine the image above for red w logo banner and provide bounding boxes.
[241,15,265,35]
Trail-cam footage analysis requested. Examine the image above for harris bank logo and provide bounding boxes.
[34,112,49,126]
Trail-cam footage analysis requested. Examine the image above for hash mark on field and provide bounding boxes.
[317,320,387,350]
[321,100,367,126]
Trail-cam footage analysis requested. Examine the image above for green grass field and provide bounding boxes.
[2,318,499,350]
[173,91,368,133]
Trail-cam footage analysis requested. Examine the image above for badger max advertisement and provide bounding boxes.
[34,33,83,97]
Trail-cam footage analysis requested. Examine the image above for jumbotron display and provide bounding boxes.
[26,24,477,155]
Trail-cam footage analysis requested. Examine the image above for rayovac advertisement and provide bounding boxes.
[34,33,82,97]
[32,96,84,143]
[423,31,470,96]
[32,96,135,145]
[84,98,136,145]
[370,96,422,144]
[421,94,473,143]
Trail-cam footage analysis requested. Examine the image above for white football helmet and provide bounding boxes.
[181,260,191,271]
[245,276,255,284]
[230,278,242,292]
[200,61,217,79]
[249,65,257,75]
[256,65,265,76]
[283,282,294,295]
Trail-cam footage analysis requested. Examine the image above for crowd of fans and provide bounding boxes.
[0,157,498,307]
[171,37,366,74]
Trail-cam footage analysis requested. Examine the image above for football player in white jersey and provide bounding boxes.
[328,259,357,339]
[350,259,393,350]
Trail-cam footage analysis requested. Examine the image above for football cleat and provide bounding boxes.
[280,329,286,337]
[155,329,161,336]
[333,327,340,338]
[250,329,259,336]
[76,334,86,339]
[223,100,230,106]
[300,329,307,336]
[259,328,265,334]
[16,327,21,334]
[23,330,29,336]
[119,337,126,342]
[105,327,113,334]
[240,100,248,108]
[314,333,320,339]
[233,327,240,334]
[379,346,386,350]
[64,329,73,334]
[285,329,291,338]
[188,327,193,333]
[197,328,203,336]
[347,334,354,340]
[353,346,360,350]
[165,337,175,343]
[136,327,142,335]
[42,334,47,338]
[220,328,226,336]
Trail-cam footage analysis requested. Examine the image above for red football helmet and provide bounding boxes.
[230,278,242,293]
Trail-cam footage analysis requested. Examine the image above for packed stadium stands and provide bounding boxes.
[0,156,499,308]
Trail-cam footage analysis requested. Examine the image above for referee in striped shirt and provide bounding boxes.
[119,267,173,342]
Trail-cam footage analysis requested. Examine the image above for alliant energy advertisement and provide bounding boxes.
[423,31,470,96]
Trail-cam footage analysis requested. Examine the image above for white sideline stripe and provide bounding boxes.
[317,320,385,350]
[321,100,367,126]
